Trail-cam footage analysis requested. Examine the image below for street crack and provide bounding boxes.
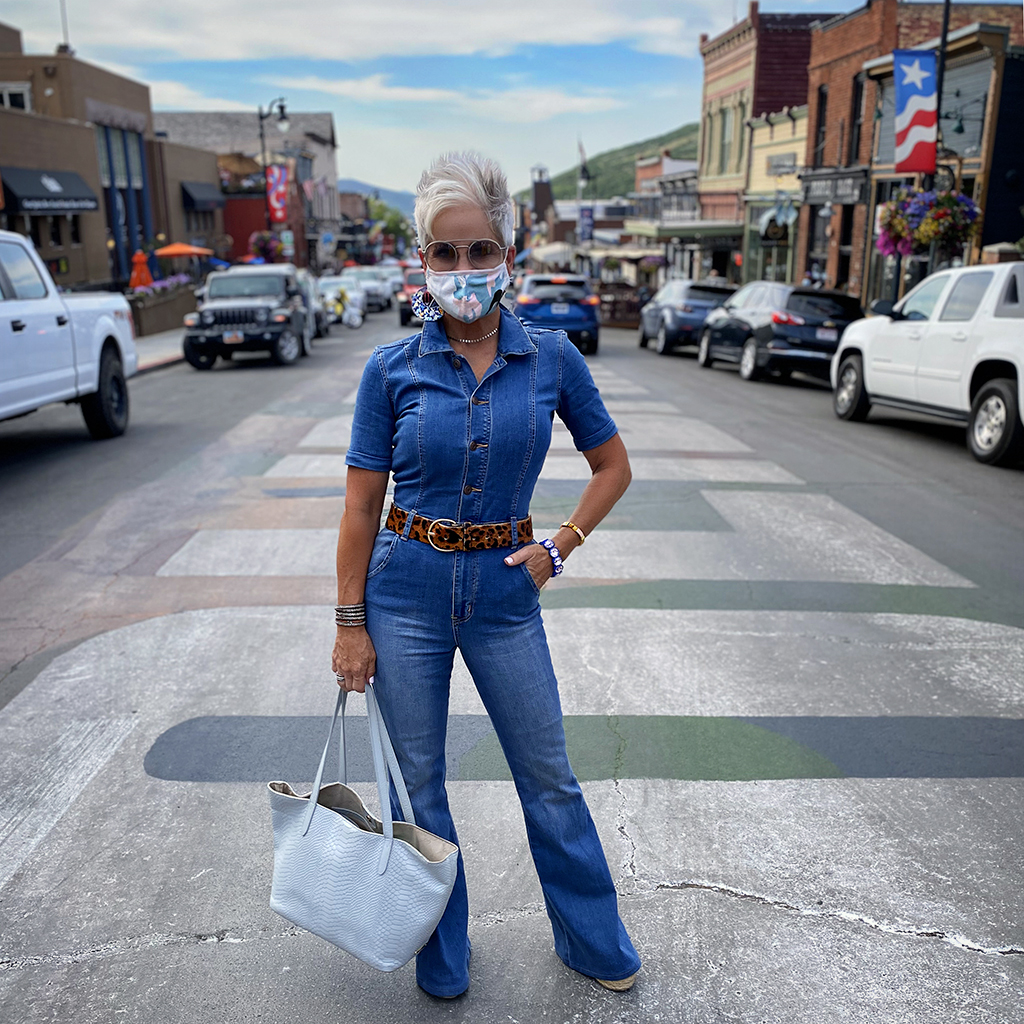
[655,878,1024,957]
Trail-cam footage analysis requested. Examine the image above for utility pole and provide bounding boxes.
[924,0,953,192]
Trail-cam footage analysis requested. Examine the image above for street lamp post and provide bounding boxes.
[258,97,290,230]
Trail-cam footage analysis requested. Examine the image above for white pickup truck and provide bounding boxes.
[0,230,137,438]
[831,261,1024,466]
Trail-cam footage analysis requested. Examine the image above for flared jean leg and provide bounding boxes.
[368,618,471,998]
[458,607,641,982]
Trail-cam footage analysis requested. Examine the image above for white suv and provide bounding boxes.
[831,262,1024,466]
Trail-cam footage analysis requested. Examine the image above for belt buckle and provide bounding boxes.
[427,518,460,552]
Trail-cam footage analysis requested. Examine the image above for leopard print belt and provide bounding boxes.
[385,503,533,552]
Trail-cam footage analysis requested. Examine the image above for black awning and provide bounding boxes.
[181,181,226,212]
[1,167,99,213]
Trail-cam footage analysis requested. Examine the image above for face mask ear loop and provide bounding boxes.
[486,289,505,314]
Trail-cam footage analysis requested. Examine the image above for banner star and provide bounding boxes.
[900,58,932,89]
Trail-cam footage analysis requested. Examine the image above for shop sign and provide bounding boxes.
[767,153,798,177]
[801,174,867,205]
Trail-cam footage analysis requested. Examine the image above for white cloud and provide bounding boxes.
[270,75,623,123]
[148,81,253,112]
[14,0,736,62]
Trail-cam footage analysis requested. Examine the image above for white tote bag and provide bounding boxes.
[268,682,459,971]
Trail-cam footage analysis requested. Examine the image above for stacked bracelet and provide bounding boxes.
[540,538,564,577]
[560,520,586,545]
[335,603,366,627]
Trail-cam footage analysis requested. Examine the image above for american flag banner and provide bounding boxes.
[893,49,938,174]
[266,164,289,223]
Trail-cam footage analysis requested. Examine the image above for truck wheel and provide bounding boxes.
[272,330,301,366]
[968,379,1024,466]
[833,354,871,421]
[183,339,216,370]
[81,346,129,439]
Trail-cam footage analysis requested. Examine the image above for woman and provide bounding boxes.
[331,151,640,999]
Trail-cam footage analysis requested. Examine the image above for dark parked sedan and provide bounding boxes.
[638,279,736,355]
[698,282,864,382]
[514,274,601,354]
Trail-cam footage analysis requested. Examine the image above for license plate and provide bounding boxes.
[815,327,838,342]
[550,302,570,315]
[223,331,244,344]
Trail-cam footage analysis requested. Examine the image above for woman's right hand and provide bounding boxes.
[332,626,377,693]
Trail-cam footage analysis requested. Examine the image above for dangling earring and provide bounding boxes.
[410,288,444,322]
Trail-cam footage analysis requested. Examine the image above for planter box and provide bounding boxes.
[129,286,197,337]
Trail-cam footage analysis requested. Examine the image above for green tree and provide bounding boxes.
[369,198,414,245]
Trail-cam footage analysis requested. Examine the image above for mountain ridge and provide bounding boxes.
[519,121,700,202]
[336,178,416,217]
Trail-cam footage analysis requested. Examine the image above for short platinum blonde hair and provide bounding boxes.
[415,151,515,248]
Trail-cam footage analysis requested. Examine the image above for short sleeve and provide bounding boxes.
[556,334,618,452]
[345,350,396,472]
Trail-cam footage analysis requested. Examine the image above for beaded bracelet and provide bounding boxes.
[540,538,564,577]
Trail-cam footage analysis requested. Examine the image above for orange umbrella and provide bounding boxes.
[129,249,153,289]
[154,242,214,257]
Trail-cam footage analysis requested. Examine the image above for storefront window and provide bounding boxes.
[48,216,62,248]
[29,216,42,249]
[69,215,82,245]
[109,129,129,189]
[95,127,111,188]
[126,132,144,190]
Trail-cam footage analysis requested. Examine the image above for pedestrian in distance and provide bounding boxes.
[331,150,641,1000]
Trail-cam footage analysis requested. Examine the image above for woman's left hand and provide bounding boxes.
[503,542,554,589]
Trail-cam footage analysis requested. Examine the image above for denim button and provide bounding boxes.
[463,485,473,495]
[452,357,462,369]
[472,396,486,405]
[470,441,480,450]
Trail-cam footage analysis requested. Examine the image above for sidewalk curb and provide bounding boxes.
[136,354,185,376]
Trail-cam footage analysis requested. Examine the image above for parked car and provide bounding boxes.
[318,275,367,323]
[513,274,601,355]
[397,267,427,326]
[222,263,315,354]
[185,267,310,368]
[0,229,137,438]
[638,279,736,354]
[378,264,405,295]
[340,267,391,312]
[698,282,863,381]
[832,262,1024,466]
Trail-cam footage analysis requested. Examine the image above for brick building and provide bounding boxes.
[697,1,826,280]
[795,0,1023,298]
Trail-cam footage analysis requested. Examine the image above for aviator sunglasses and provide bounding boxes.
[422,239,508,272]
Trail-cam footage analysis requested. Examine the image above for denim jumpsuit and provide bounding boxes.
[346,308,641,996]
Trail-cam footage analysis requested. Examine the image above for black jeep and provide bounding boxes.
[183,268,310,369]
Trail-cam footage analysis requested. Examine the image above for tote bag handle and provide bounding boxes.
[301,680,416,874]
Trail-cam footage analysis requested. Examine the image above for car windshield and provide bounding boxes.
[686,286,734,303]
[344,269,382,281]
[527,280,591,301]
[405,270,426,287]
[207,275,284,299]
[787,292,863,320]
[318,278,345,294]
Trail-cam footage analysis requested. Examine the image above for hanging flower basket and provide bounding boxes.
[638,254,666,269]
[248,231,284,262]
[876,189,980,258]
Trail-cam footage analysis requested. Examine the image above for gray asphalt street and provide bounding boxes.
[1,310,1022,1023]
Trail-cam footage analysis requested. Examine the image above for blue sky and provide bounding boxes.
[7,0,991,194]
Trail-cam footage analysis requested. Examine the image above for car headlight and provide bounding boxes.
[256,308,269,323]
[184,312,200,328]
[201,310,215,326]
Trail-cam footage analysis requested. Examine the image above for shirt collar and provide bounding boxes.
[417,308,537,358]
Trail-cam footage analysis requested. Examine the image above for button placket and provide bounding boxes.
[462,379,491,519]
